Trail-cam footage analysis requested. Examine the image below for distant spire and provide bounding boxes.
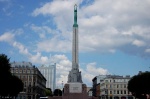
[73,4,78,27]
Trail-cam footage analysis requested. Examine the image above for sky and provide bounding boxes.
[0,0,150,87]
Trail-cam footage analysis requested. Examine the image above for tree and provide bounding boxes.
[0,54,11,72]
[0,54,12,98]
[9,75,24,97]
[45,88,53,96]
[0,54,24,98]
[53,89,62,96]
[128,72,150,99]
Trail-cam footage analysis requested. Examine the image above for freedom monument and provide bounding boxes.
[49,4,97,99]
[62,4,88,99]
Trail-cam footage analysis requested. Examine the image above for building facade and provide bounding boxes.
[11,62,46,99]
[100,75,134,99]
[92,75,107,97]
[38,64,56,91]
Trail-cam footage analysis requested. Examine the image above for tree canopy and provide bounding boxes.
[0,54,24,98]
[9,75,24,97]
[0,54,11,74]
[53,89,62,96]
[128,71,150,99]
[45,88,53,96]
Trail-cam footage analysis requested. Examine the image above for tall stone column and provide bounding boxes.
[68,4,82,83]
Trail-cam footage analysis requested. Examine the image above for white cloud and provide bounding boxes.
[132,40,146,47]
[31,0,150,57]
[30,54,109,86]
[32,1,81,17]
[30,24,55,39]
[13,41,30,55]
[1,0,150,87]
[81,62,109,86]
[0,29,30,56]
[0,32,15,43]
[37,37,71,52]
[86,62,108,75]
[0,31,109,86]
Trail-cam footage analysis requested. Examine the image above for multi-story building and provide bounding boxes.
[92,75,107,97]
[38,63,56,91]
[88,89,93,96]
[100,75,133,99]
[11,61,46,99]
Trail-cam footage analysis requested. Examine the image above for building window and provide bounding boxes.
[114,90,116,94]
[23,76,25,79]
[110,91,112,94]
[33,82,35,86]
[124,84,126,88]
[124,79,126,82]
[117,90,119,94]
[106,85,108,88]
[121,90,123,94]
[27,70,30,73]
[105,80,108,82]
[110,85,112,88]
[21,70,23,73]
[24,88,26,92]
[24,82,26,87]
[29,76,32,80]
[117,85,119,88]
[124,90,126,94]
[28,88,31,93]
[105,91,107,94]
[113,84,116,88]
[31,70,34,74]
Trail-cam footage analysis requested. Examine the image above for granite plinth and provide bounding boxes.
[48,83,98,99]
[62,83,88,99]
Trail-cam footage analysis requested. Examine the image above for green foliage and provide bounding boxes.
[53,89,62,96]
[128,72,150,98]
[9,75,24,97]
[0,54,24,98]
[45,88,52,96]
[0,54,11,73]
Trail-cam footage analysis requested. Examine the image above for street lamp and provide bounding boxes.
[62,81,63,96]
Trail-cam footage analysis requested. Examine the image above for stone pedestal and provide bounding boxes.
[62,83,88,99]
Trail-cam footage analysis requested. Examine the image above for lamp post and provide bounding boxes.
[62,81,63,96]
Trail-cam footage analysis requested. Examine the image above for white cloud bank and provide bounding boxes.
[1,0,150,86]
[0,31,108,86]
[31,0,150,57]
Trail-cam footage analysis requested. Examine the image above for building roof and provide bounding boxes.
[11,61,34,67]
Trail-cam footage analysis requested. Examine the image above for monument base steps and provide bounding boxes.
[48,83,98,99]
